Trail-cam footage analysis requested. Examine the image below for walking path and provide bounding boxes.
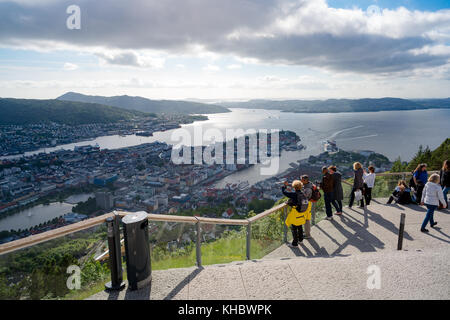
[87,198,450,300]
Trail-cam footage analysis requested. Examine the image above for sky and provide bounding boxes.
[0,0,449,101]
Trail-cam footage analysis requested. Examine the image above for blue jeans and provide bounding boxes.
[443,187,449,206]
[324,192,339,217]
[421,204,437,230]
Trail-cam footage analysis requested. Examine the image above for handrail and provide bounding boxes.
[0,170,438,256]
[247,203,287,223]
[0,211,126,255]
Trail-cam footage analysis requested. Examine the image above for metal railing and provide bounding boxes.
[0,171,436,258]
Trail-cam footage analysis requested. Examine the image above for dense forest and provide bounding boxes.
[391,138,450,172]
[0,98,151,125]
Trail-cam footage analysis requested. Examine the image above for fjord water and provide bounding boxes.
[1,108,448,231]
[4,108,449,163]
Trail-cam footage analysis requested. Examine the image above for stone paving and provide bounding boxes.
[87,199,450,300]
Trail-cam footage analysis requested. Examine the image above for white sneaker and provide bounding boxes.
[325,216,333,220]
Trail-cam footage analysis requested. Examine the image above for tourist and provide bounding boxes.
[420,173,447,232]
[349,162,365,208]
[300,174,313,238]
[328,166,343,215]
[386,180,413,205]
[319,166,339,220]
[439,160,450,208]
[412,163,428,204]
[363,166,376,205]
[282,180,307,246]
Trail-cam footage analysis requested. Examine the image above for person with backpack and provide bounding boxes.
[349,162,365,208]
[439,160,450,208]
[300,174,314,238]
[363,165,376,206]
[282,180,309,247]
[412,163,428,204]
[420,173,447,232]
[328,165,343,215]
[319,166,339,220]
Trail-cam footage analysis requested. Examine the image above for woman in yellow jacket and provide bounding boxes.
[282,180,308,247]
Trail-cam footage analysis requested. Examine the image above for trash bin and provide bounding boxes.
[122,212,151,291]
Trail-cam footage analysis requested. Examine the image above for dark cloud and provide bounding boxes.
[0,0,449,74]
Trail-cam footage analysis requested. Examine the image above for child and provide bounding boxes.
[420,173,447,232]
[387,180,413,205]
[282,180,307,247]
[363,166,376,205]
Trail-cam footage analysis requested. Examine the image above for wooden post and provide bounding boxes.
[196,222,202,267]
[397,213,406,250]
[246,223,251,260]
[283,207,288,243]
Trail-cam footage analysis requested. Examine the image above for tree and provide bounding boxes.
[392,157,407,172]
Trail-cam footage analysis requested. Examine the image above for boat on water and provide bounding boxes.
[238,181,250,191]
[136,131,153,137]
[323,140,339,153]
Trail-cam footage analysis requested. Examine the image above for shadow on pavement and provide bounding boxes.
[162,267,203,300]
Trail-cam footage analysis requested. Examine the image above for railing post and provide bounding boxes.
[397,213,406,250]
[246,222,251,260]
[283,207,288,243]
[104,212,125,291]
[312,202,316,226]
[196,221,202,268]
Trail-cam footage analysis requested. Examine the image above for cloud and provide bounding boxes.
[0,0,449,75]
[203,64,221,72]
[63,62,78,70]
[95,51,165,68]
[227,64,242,69]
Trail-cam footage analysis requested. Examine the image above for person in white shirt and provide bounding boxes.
[363,166,376,206]
[420,173,447,232]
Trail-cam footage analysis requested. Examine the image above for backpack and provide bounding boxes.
[296,190,310,213]
[310,185,321,202]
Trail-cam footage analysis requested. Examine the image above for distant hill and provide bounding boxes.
[57,92,230,115]
[219,97,450,113]
[0,98,150,125]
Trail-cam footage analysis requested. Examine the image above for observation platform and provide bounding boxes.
[87,198,450,300]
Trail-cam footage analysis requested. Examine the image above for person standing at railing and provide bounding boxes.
[282,180,308,247]
[439,160,450,208]
[363,166,376,206]
[412,163,428,204]
[300,174,313,238]
[349,162,365,208]
[328,166,343,215]
[420,173,447,232]
[319,166,339,220]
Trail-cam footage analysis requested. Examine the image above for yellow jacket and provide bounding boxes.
[285,202,312,227]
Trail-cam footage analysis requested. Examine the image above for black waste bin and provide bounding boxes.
[122,212,151,291]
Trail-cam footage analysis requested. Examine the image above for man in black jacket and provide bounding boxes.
[320,166,339,220]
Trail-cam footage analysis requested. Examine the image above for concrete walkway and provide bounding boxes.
[87,199,450,300]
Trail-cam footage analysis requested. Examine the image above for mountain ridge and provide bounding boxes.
[57,92,231,115]
[217,97,450,113]
[0,98,150,125]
